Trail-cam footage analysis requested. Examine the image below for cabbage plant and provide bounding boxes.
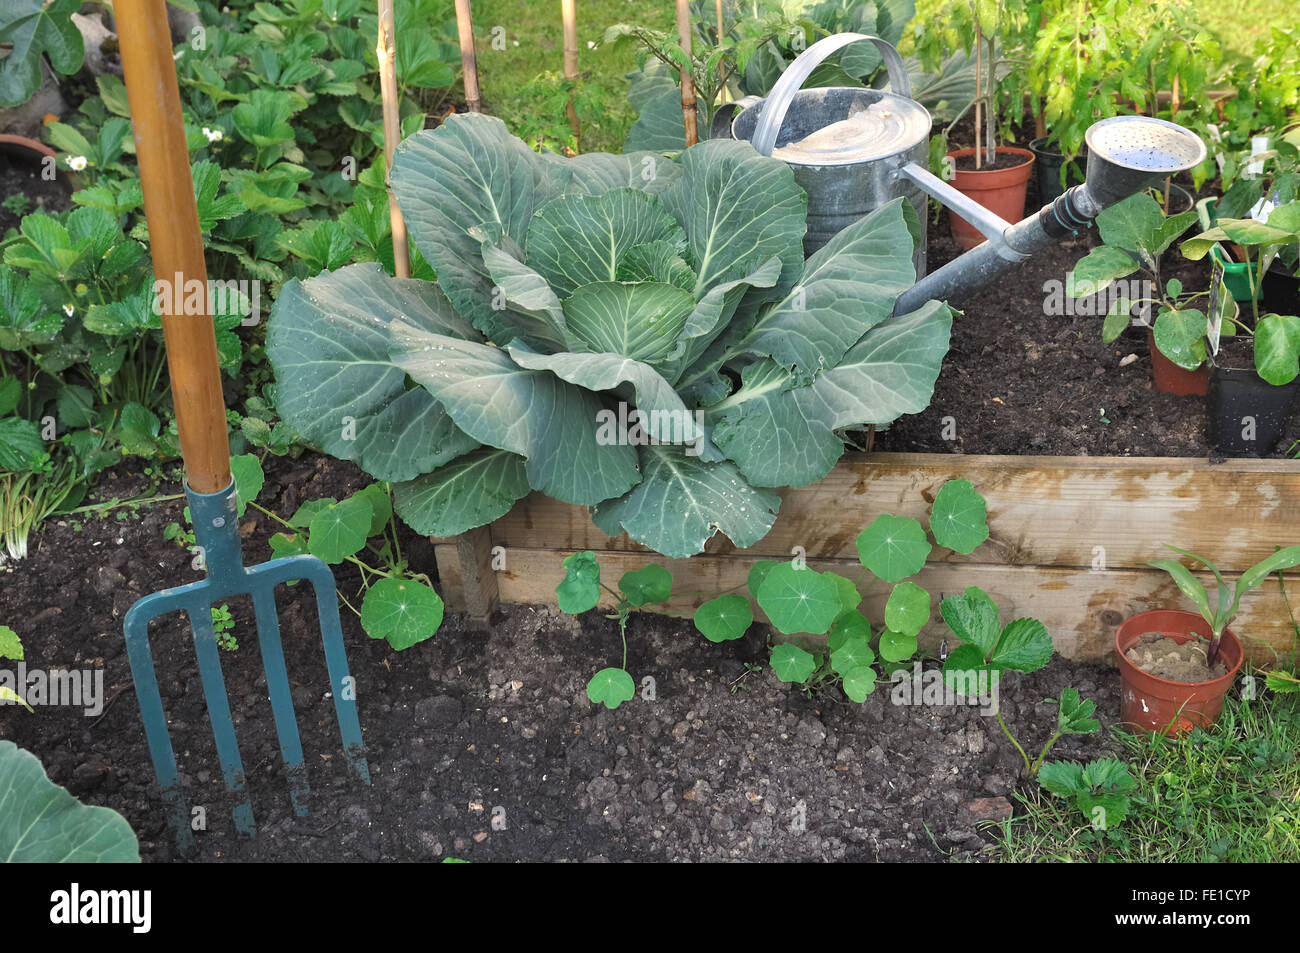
[267,114,951,558]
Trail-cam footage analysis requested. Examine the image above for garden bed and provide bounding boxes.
[0,452,1122,862]
[435,450,1300,666]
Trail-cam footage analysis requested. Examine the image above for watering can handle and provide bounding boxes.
[750,33,912,157]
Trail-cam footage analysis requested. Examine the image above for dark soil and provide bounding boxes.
[0,453,1122,862]
[0,145,73,237]
[952,149,1032,172]
[874,226,1300,458]
[1126,633,1227,682]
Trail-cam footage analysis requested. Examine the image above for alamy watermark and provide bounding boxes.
[890,662,998,716]
[595,402,706,456]
[1044,275,1155,319]
[152,272,262,326]
[0,663,104,716]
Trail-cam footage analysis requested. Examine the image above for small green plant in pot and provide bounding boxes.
[1181,200,1300,454]
[1115,543,1300,735]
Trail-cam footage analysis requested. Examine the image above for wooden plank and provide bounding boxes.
[434,526,498,627]
[438,545,1298,666]
[490,453,1300,571]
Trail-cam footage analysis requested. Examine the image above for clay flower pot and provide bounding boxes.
[1146,327,1208,396]
[1115,610,1243,736]
[945,146,1035,250]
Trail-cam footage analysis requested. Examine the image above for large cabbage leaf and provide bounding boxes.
[267,113,951,557]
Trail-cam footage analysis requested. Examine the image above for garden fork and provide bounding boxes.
[117,0,368,853]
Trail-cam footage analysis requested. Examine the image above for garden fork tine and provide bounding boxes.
[117,0,368,852]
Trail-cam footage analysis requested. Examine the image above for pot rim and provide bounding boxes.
[0,133,58,160]
[945,145,1035,170]
[1114,609,1243,689]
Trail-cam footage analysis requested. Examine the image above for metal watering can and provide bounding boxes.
[711,33,1208,315]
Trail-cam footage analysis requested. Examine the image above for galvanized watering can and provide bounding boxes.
[711,33,1208,315]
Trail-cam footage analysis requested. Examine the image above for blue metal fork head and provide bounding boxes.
[122,479,369,852]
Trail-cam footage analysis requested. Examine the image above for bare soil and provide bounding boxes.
[0,145,73,236]
[1125,632,1228,682]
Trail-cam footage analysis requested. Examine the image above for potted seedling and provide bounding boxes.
[1068,191,1227,397]
[1181,199,1300,454]
[1116,544,1300,734]
[936,0,1035,248]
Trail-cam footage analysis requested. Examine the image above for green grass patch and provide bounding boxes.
[995,687,1300,861]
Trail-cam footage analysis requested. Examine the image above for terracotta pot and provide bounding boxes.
[1115,610,1243,736]
[945,146,1035,250]
[0,133,75,190]
[1146,327,1207,396]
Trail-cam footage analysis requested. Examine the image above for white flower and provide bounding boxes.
[67,155,87,171]
[63,304,75,317]
[202,127,224,143]
[587,40,597,50]
[512,39,519,47]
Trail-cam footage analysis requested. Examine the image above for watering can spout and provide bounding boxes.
[893,116,1207,315]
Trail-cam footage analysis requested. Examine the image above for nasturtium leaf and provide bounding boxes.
[0,741,138,862]
[841,665,878,702]
[769,643,818,683]
[288,498,337,530]
[0,625,22,661]
[878,629,919,663]
[825,572,863,616]
[620,563,672,607]
[830,634,875,675]
[693,594,753,642]
[928,479,989,554]
[556,551,601,615]
[230,453,264,518]
[307,496,372,564]
[350,483,393,538]
[884,581,930,637]
[756,563,841,635]
[747,560,782,599]
[587,667,636,709]
[359,577,444,650]
[856,514,931,582]
[1053,687,1100,735]
[268,531,310,559]
[827,610,871,651]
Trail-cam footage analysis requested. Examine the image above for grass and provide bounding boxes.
[466,0,673,154]
[994,688,1300,861]
[1190,0,1294,58]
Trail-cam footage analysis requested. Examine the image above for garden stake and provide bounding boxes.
[378,0,411,278]
[454,0,482,112]
[675,0,698,146]
[116,0,369,853]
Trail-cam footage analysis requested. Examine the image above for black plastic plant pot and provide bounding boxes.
[1261,260,1300,316]
[1207,366,1300,455]
[1027,137,1085,204]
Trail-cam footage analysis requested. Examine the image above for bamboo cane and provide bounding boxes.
[454,0,482,112]
[676,0,698,147]
[715,0,726,105]
[561,0,581,151]
[117,0,229,493]
[377,0,411,278]
[973,24,982,170]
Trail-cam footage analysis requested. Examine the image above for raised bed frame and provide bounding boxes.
[432,453,1300,666]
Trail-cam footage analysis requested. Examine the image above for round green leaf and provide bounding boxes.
[0,625,23,661]
[841,665,878,702]
[928,479,989,554]
[360,577,444,650]
[856,514,931,582]
[747,559,781,599]
[557,550,600,615]
[1254,313,1300,386]
[693,594,753,642]
[587,667,636,709]
[230,453,264,518]
[307,496,372,564]
[827,610,871,651]
[830,634,875,675]
[350,483,393,537]
[756,563,841,635]
[619,563,672,607]
[769,643,818,683]
[824,571,863,615]
[884,581,931,637]
[879,629,919,663]
[1153,308,1208,370]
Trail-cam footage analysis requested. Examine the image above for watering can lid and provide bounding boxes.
[761,90,930,166]
[748,33,930,165]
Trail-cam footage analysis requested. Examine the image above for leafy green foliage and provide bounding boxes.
[587,667,637,709]
[0,0,84,108]
[693,594,754,642]
[269,113,951,559]
[0,740,139,861]
[928,479,990,554]
[940,587,1054,679]
[855,515,932,582]
[360,577,444,651]
[756,564,841,636]
[1038,757,1138,829]
[619,564,673,607]
[770,643,818,683]
[557,551,602,615]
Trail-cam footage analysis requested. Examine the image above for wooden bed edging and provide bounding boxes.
[432,453,1300,665]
